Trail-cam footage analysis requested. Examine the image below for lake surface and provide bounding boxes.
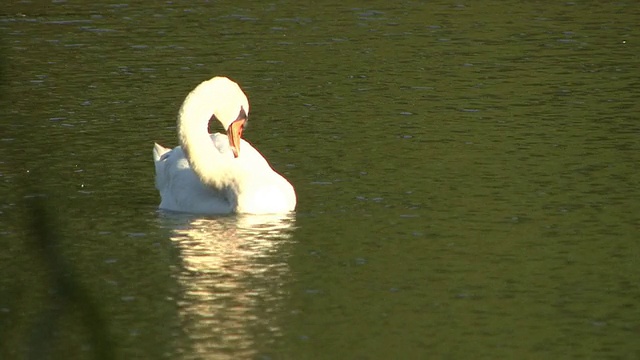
[1,1,639,359]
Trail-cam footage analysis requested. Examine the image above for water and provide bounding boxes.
[2,1,639,359]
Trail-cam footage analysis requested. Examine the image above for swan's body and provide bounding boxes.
[153,76,296,214]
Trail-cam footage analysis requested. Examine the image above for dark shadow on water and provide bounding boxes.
[23,193,114,360]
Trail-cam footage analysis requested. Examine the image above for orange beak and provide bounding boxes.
[227,119,245,158]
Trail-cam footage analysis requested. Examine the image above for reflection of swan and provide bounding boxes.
[158,213,296,359]
[153,76,296,214]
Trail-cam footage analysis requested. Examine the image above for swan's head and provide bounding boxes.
[225,105,248,158]
[184,76,250,158]
[207,77,250,158]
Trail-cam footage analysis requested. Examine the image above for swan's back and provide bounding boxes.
[153,134,296,214]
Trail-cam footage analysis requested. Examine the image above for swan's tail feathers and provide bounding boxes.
[153,143,171,162]
[153,143,171,192]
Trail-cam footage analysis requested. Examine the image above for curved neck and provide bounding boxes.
[177,89,231,190]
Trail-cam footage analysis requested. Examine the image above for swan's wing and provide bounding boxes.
[209,135,297,213]
[152,142,233,213]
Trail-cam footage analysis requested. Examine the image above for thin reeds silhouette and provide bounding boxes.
[24,193,114,360]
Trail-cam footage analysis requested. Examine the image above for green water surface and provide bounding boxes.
[1,1,639,359]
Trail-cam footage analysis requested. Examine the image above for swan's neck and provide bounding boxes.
[177,89,231,190]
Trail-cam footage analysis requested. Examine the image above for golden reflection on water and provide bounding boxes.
[160,213,296,359]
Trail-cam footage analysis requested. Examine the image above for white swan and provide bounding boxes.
[152,76,296,214]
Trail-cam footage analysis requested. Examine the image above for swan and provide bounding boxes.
[152,76,296,214]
